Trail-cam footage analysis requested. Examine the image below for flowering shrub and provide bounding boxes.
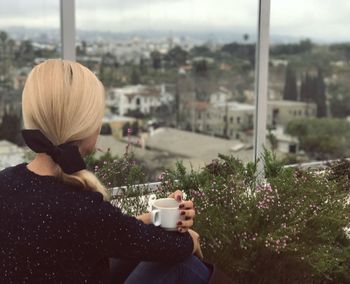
[161,154,349,283]
[85,151,154,215]
[86,151,147,188]
[88,152,350,284]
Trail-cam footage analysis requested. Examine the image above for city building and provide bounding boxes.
[107,84,174,116]
[183,98,317,146]
[182,100,210,132]
[102,114,138,139]
[267,126,300,154]
[267,100,317,128]
[204,101,255,141]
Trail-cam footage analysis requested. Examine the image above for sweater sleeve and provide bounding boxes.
[86,194,194,263]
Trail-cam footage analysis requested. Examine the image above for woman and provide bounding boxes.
[0,59,210,283]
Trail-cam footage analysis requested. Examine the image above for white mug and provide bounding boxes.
[151,198,180,231]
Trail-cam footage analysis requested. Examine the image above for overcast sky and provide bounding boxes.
[0,0,349,42]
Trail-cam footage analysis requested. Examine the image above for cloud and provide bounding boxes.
[76,0,257,32]
[0,0,349,41]
[270,0,350,41]
[0,0,59,28]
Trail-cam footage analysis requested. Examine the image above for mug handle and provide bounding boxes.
[151,209,161,226]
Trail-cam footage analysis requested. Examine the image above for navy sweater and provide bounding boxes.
[0,163,193,283]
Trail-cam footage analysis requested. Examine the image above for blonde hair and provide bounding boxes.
[22,59,109,200]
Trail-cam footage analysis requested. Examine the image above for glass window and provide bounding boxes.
[0,0,60,169]
[77,0,258,181]
[269,0,350,164]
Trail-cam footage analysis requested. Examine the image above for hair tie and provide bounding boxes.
[21,129,86,174]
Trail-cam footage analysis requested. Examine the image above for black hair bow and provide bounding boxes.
[21,129,86,174]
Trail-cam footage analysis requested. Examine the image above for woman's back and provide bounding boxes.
[0,163,194,283]
[0,60,208,284]
[0,163,112,283]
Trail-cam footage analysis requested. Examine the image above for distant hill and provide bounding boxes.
[0,26,347,45]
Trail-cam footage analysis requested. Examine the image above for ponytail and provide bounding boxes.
[58,168,110,201]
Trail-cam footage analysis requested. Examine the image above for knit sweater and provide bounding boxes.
[0,163,193,283]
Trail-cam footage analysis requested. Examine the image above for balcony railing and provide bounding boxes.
[109,157,350,198]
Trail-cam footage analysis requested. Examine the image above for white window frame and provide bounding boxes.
[60,0,76,61]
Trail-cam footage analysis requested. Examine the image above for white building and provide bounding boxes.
[205,101,255,140]
[268,126,299,154]
[107,84,173,116]
[209,91,230,105]
[267,100,317,128]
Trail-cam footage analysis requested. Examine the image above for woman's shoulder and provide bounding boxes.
[0,163,25,177]
[0,163,29,189]
[0,163,117,214]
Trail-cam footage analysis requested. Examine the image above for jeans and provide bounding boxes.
[110,255,211,284]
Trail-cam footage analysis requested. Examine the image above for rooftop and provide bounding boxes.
[213,101,255,112]
[103,114,136,123]
[268,100,316,107]
[96,129,253,173]
[110,84,162,98]
[146,128,252,166]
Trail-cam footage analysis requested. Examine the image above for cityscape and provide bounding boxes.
[0,24,350,180]
[0,2,350,282]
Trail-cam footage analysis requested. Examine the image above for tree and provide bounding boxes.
[0,111,22,145]
[99,52,119,87]
[299,39,313,53]
[0,31,8,43]
[299,70,327,117]
[18,40,34,64]
[100,123,112,135]
[271,39,313,56]
[267,128,278,150]
[164,46,188,67]
[131,121,139,136]
[300,73,311,102]
[0,31,15,87]
[193,59,208,77]
[286,118,350,159]
[221,42,255,64]
[314,68,327,117]
[243,33,249,42]
[76,40,87,56]
[125,109,145,119]
[130,67,140,85]
[122,122,131,137]
[190,46,212,57]
[329,84,350,118]
[150,50,162,70]
[139,57,147,75]
[283,64,298,101]
[345,45,350,63]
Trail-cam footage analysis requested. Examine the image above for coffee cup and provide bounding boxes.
[151,198,180,231]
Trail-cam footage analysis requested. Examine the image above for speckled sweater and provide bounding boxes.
[0,163,193,284]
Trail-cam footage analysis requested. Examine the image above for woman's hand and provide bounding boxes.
[136,212,151,225]
[188,229,203,259]
[168,190,195,233]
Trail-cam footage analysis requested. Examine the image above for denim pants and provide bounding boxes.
[110,255,211,284]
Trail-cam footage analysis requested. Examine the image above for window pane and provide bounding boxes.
[0,0,60,169]
[268,0,350,165]
[76,0,258,182]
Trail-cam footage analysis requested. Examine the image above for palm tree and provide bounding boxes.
[243,33,249,42]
